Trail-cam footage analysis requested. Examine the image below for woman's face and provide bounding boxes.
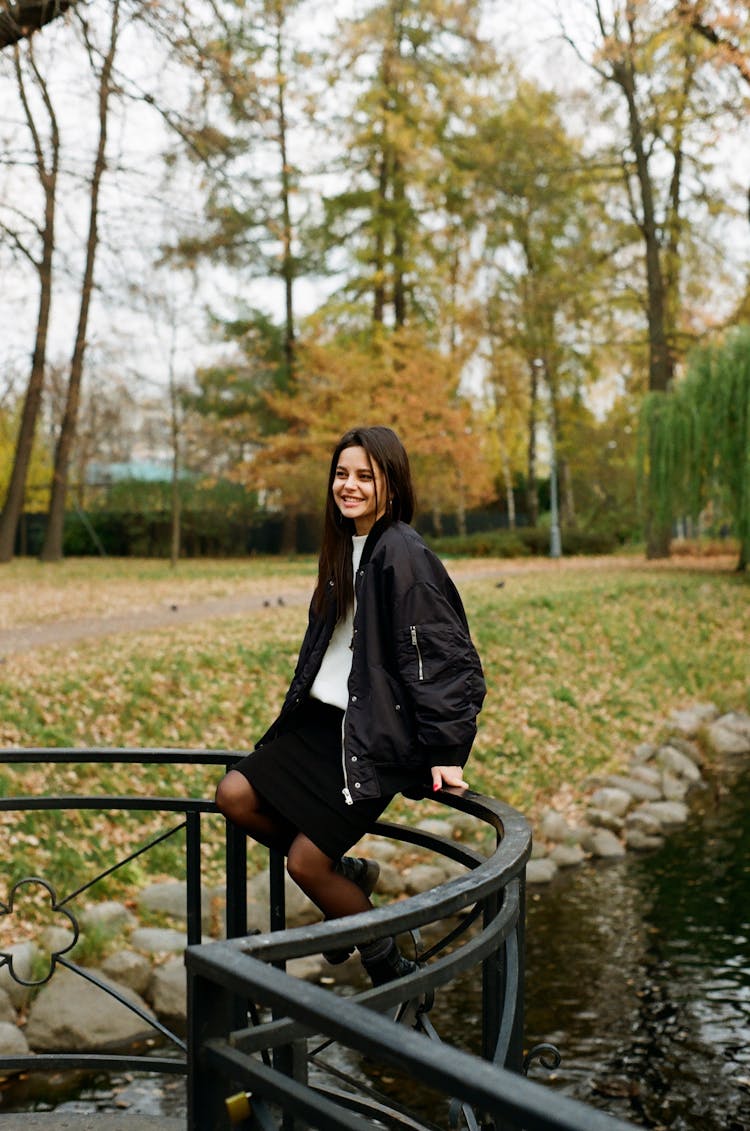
[332,445,387,535]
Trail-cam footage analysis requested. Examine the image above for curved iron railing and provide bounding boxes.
[0,749,640,1131]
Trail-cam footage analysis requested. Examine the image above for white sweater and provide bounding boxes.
[309,534,367,710]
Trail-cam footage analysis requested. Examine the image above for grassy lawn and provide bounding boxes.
[0,554,747,905]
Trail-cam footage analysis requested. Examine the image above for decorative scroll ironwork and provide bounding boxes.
[0,876,79,985]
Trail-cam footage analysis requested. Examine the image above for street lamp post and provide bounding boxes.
[549,408,562,559]
[534,357,561,559]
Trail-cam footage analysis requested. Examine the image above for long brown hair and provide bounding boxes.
[312,426,415,618]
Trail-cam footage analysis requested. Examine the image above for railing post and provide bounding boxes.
[187,962,246,1131]
[186,810,202,946]
[225,811,247,940]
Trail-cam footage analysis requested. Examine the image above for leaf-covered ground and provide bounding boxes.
[0,555,747,904]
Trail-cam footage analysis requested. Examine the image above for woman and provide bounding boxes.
[216,425,486,986]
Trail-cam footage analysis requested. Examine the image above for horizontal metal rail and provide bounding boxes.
[0,747,248,1085]
[0,749,641,1130]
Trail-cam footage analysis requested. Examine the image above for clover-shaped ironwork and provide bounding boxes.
[0,876,79,985]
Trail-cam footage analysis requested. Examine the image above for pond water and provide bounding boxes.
[4,759,750,1128]
[523,759,750,1130]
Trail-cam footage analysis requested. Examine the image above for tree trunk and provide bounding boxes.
[40,0,119,562]
[0,42,58,562]
[526,359,539,527]
[610,33,674,558]
[274,3,295,384]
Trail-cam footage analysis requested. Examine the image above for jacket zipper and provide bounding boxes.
[410,625,424,680]
[341,712,353,805]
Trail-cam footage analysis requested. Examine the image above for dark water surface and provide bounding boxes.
[521,762,750,1130]
[4,762,750,1127]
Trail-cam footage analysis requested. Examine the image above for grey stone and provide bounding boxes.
[25,967,156,1052]
[632,742,657,763]
[137,881,221,934]
[288,954,330,983]
[40,926,76,955]
[709,711,750,753]
[148,958,186,1026]
[101,949,152,997]
[638,800,690,828]
[625,829,665,852]
[668,702,718,736]
[80,901,136,932]
[405,864,449,894]
[130,927,186,955]
[0,987,16,1023]
[361,839,399,862]
[625,809,663,836]
[579,828,626,859]
[526,858,558,885]
[0,1020,29,1055]
[663,735,704,766]
[537,810,573,843]
[588,787,633,818]
[549,843,586,868]
[530,839,549,859]
[628,764,662,787]
[585,808,625,834]
[0,942,38,1008]
[706,719,750,756]
[660,771,688,802]
[374,861,406,897]
[605,774,663,802]
[655,745,702,782]
[245,870,322,932]
[0,1118,182,1130]
[414,818,455,840]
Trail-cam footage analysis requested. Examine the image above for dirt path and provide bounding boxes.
[0,553,735,657]
[0,589,310,657]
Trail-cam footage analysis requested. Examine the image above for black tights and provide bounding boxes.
[215,770,372,921]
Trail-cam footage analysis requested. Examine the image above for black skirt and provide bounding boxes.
[233,698,399,861]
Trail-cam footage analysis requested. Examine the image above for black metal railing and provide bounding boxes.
[0,749,641,1131]
[0,746,250,1084]
[186,788,639,1131]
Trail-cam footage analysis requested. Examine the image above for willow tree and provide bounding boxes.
[561,0,745,558]
[640,326,750,570]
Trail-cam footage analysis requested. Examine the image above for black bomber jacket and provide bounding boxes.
[256,518,486,803]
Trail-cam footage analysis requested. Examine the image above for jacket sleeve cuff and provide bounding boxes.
[426,745,468,768]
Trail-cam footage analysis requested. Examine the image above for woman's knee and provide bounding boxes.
[287,837,332,891]
[215,770,254,823]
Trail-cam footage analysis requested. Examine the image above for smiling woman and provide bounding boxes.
[214,424,486,988]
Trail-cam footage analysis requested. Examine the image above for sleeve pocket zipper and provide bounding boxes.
[410,625,424,680]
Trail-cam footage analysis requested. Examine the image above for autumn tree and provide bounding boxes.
[471,80,610,535]
[40,0,121,561]
[0,34,58,561]
[245,326,493,539]
[559,0,747,556]
[316,0,494,332]
[166,0,311,385]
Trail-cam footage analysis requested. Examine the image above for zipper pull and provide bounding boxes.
[410,625,424,680]
[342,786,353,806]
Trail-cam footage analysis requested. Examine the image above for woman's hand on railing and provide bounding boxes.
[431,766,468,792]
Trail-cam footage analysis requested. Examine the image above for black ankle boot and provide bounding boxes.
[362,942,417,987]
